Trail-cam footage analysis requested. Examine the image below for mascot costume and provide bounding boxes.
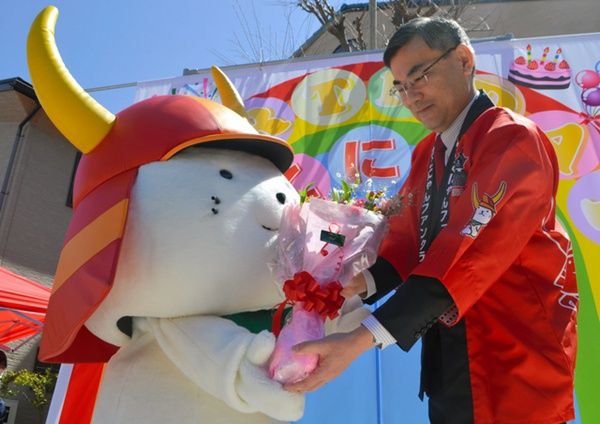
[28,6,368,424]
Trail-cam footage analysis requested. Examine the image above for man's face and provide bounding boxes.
[389,36,475,133]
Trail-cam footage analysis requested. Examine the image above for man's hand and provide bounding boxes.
[283,325,375,393]
[341,272,368,299]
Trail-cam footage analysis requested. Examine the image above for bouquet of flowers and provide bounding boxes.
[268,181,401,384]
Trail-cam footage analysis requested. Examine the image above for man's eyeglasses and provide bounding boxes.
[392,45,459,98]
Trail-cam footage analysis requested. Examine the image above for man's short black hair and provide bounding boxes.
[383,17,472,67]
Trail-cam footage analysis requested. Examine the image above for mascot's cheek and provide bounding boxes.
[163,216,283,313]
[214,222,279,283]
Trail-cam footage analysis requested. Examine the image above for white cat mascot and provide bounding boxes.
[30,6,367,424]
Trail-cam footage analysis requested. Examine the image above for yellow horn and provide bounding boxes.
[211,66,249,119]
[27,6,115,153]
[492,181,507,204]
[472,183,480,208]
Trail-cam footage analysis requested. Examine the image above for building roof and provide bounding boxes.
[0,78,40,122]
[0,77,37,101]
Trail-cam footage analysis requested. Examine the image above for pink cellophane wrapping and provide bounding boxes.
[269,198,387,384]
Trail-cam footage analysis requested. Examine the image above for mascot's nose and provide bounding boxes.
[276,193,286,205]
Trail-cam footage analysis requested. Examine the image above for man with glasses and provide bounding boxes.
[285,17,577,424]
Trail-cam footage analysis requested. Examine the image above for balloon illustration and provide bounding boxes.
[582,88,600,107]
[575,69,600,89]
[575,61,600,131]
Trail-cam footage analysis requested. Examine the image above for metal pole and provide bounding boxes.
[369,0,377,50]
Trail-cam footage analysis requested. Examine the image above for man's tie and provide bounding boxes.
[434,135,447,187]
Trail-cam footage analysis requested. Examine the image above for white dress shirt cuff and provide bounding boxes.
[361,270,377,299]
[362,314,397,349]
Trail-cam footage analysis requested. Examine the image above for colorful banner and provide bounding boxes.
[135,33,599,423]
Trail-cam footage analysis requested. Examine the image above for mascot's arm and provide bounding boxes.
[145,316,304,421]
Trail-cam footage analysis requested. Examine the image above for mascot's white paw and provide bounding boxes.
[239,331,304,422]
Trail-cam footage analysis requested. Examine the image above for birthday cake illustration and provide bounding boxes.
[508,45,571,90]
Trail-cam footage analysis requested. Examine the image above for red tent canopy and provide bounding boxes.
[0,267,50,350]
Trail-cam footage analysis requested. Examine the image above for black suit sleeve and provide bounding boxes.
[363,256,403,305]
[373,275,454,352]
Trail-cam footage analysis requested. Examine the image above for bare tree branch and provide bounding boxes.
[298,0,351,52]
[219,0,310,64]
[389,0,439,28]
[350,11,367,51]
[221,0,493,64]
[383,0,489,36]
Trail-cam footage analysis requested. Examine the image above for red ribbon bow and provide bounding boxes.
[272,271,345,336]
[578,112,600,131]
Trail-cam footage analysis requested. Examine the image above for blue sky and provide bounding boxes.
[2,0,345,113]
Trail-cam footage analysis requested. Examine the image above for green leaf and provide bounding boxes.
[331,188,340,203]
[299,182,314,204]
[340,180,354,202]
[0,368,58,415]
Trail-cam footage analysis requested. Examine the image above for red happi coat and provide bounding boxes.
[379,106,577,423]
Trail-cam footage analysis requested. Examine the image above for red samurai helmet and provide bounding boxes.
[28,6,293,362]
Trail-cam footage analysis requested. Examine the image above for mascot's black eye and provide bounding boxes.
[220,169,233,179]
